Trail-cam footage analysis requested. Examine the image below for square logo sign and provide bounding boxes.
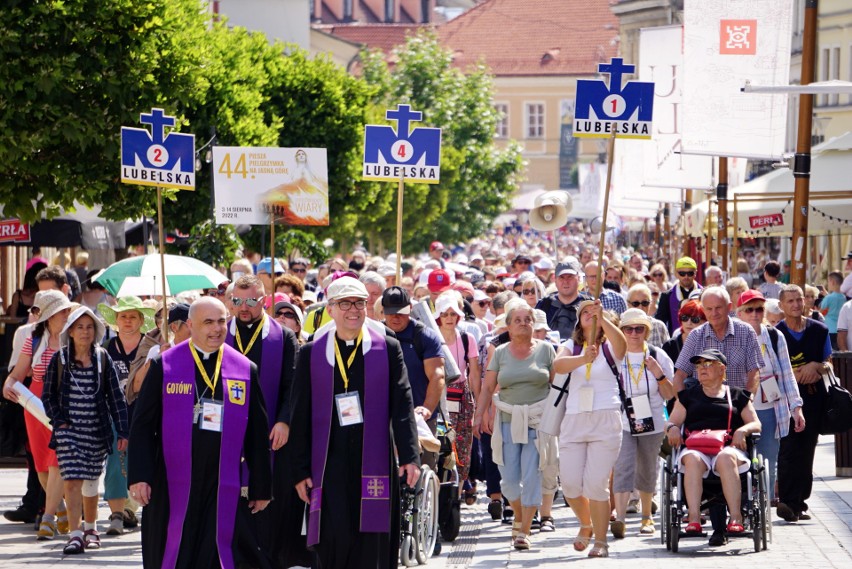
[719,19,757,55]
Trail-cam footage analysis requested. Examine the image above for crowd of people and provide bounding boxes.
[1,235,851,566]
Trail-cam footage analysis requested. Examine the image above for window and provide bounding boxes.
[819,46,841,106]
[525,103,544,139]
[494,103,508,138]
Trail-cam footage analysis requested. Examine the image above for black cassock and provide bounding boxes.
[289,335,420,569]
[128,353,271,569]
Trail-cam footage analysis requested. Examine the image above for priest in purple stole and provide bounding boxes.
[290,277,420,569]
[226,275,307,568]
[128,298,272,569]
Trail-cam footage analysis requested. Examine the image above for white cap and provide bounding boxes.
[533,309,550,331]
[534,257,554,271]
[325,277,368,301]
[473,289,489,302]
[434,295,465,319]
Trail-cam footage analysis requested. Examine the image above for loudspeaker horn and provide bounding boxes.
[528,190,572,231]
[589,216,616,235]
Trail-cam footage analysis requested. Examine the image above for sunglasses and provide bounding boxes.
[651,272,664,278]
[678,271,696,277]
[522,289,537,295]
[276,311,297,319]
[622,325,646,334]
[679,314,704,324]
[231,296,264,307]
[477,300,491,307]
[29,306,41,316]
[696,361,720,369]
[629,300,651,307]
[331,299,367,311]
[291,267,307,274]
[742,306,764,314]
[516,260,531,265]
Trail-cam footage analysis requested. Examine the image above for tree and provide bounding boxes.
[0,0,210,222]
[359,32,524,252]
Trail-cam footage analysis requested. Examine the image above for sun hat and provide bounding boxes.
[493,313,507,330]
[60,306,107,346]
[264,292,291,310]
[619,308,651,330]
[35,290,74,324]
[377,263,397,278]
[434,295,464,319]
[675,257,698,270]
[98,296,156,332]
[533,309,550,332]
[737,289,765,308]
[273,301,303,327]
[326,276,369,301]
[534,257,554,271]
[576,299,598,318]
[473,289,489,302]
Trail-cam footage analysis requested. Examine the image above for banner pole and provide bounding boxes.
[269,217,276,316]
[593,127,617,342]
[156,186,169,341]
[395,175,404,284]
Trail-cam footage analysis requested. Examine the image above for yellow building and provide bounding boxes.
[814,0,852,142]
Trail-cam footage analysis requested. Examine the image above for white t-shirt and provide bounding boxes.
[557,339,624,414]
[620,346,674,434]
[837,300,852,351]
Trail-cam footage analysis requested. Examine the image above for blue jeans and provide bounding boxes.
[755,408,779,501]
[497,423,542,507]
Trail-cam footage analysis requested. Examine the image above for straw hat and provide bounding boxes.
[619,308,651,331]
[98,296,156,332]
[60,306,107,346]
[35,290,74,324]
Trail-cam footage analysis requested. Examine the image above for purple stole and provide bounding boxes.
[226,317,283,430]
[307,326,389,547]
[161,342,251,569]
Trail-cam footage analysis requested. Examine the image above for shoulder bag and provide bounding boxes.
[819,365,852,434]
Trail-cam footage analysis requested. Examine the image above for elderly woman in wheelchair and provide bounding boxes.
[665,349,761,546]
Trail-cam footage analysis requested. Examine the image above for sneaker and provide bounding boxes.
[122,508,139,529]
[798,511,812,521]
[36,520,57,541]
[626,498,639,514]
[640,518,655,534]
[487,499,503,521]
[107,512,124,536]
[56,510,70,535]
[3,506,37,524]
[610,519,626,539]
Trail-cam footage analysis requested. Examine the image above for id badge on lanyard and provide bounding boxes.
[199,398,223,432]
[335,392,364,426]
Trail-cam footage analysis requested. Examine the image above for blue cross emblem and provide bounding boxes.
[230,382,244,401]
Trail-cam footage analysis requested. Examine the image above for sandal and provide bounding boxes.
[726,521,745,534]
[511,520,523,539]
[588,541,609,558]
[539,516,555,532]
[63,534,85,555]
[513,533,531,550]
[84,529,101,549]
[573,524,593,551]
[684,522,702,535]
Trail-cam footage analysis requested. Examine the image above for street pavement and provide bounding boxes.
[1,435,851,568]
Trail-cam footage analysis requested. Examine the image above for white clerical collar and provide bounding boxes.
[195,347,215,360]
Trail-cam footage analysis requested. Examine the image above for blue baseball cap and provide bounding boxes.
[256,257,285,275]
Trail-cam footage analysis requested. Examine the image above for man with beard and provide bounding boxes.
[227,275,305,567]
[128,297,271,569]
[290,277,420,569]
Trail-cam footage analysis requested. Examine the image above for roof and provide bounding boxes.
[438,0,620,76]
[312,23,431,53]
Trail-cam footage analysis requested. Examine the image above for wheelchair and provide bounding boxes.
[399,464,440,566]
[659,434,770,553]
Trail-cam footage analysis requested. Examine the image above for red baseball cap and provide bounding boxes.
[427,269,452,293]
[737,289,765,308]
[430,241,444,251]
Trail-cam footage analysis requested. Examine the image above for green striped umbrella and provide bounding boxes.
[95,254,227,297]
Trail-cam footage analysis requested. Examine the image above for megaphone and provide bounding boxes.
[589,215,616,235]
[528,190,572,231]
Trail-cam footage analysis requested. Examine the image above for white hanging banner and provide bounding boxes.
[639,25,714,190]
[682,0,793,160]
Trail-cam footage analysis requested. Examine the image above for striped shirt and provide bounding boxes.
[21,336,57,382]
[675,317,762,389]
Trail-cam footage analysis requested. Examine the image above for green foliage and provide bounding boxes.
[185,219,243,271]
[241,227,330,266]
[359,31,523,252]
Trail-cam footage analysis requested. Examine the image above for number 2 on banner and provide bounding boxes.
[218,153,248,179]
[391,140,414,163]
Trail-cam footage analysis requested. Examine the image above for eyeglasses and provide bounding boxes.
[742,306,764,314]
[331,299,367,311]
[276,311,297,319]
[696,361,719,369]
[629,300,651,307]
[622,325,646,334]
[651,272,664,278]
[291,267,307,274]
[522,289,537,296]
[231,296,264,307]
[678,271,695,277]
[477,300,491,307]
[679,314,704,324]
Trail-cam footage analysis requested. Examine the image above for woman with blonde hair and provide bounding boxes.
[648,263,672,293]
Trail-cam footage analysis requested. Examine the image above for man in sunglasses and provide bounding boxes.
[289,257,317,293]
[654,256,703,335]
[226,275,304,567]
[290,277,419,569]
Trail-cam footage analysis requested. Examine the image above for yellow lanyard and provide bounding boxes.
[189,341,224,395]
[584,342,592,381]
[235,315,265,355]
[760,342,766,356]
[628,346,647,388]
[334,331,363,391]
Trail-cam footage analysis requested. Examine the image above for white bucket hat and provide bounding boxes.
[60,306,107,346]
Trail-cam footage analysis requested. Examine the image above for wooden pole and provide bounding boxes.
[592,128,617,342]
[717,157,729,272]
[395,176,404,283]
[705,198,713,275]
[269,218,275,316]
[732,196,740,270]
[156,187,169,341]
[663,204,671,265]
[791,0,818,287]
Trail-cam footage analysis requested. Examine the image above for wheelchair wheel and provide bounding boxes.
[439,499,461,542]
[762,458,772,546]
[415,466,440,564]
[660,457,671,548]
[401,534,418,567]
